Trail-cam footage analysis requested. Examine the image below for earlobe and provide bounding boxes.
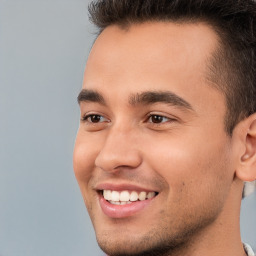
[235,114,256,182]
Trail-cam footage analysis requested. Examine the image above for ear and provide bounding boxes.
[234,113,256,182]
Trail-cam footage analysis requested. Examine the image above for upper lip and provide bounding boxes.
[95,182,159,193]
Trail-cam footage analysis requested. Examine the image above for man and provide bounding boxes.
[73,0,256,255]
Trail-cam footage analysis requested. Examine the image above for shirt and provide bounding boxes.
[244,243,255,256]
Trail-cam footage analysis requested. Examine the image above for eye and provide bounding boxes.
[82,114,108,123]
[148,114,171,124]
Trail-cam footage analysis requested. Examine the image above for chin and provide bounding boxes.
[93,209,220,256]
[95,227,189,256]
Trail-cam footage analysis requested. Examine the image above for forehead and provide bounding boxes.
[83,22,221,107]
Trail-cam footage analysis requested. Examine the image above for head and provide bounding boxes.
[73,1,256,256]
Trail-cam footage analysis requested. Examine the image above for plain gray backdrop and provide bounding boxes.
[0,0,255,255]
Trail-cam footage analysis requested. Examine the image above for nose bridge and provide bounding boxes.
[95,123,142,172]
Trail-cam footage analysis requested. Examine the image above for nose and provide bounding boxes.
[95,127,142,173]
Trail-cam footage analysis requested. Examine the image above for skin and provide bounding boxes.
[73,22,256,256]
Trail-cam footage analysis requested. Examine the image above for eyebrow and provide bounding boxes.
[129,91,193,111]
[77,89,106,105]
[77,89,193,111]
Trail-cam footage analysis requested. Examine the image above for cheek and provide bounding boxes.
[144,136,232,226]
[73,132,98,183]
[144,131,231,197]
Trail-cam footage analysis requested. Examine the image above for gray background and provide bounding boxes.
[0,1,255,255]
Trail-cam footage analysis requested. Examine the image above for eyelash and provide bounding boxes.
[81,114,108,123]
[81,113,175,125]
[146,114,173,124]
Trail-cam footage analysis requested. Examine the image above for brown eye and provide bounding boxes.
[90,115,102,123]
[82,114,108,123]
[148,115,169,124]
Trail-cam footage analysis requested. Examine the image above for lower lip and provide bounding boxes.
[99,195,155,219]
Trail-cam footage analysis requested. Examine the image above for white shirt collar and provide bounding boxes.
[244,243,255,256]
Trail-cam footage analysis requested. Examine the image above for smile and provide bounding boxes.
[98,189,158,218]
[103,190,157,205]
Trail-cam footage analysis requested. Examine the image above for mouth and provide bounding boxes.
[102,190,158,205]
[98,189,159,218]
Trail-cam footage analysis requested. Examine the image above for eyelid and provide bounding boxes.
[145,112,177,123]
[80,112,110,123]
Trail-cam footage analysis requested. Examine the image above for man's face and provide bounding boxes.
[74,22,235,256]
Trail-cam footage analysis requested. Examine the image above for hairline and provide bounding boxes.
[92,19,235,135]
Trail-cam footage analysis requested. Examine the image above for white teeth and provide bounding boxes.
[139,191,147,201]
[103,190,112,200]
[147,192,156,199]
[109,201,121,205]
[103,190,157,203]
[120,191,130,201]
[111,191,120,201]
[120,201,132,205]
[130,191,139,201]
[109,201,132,205]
